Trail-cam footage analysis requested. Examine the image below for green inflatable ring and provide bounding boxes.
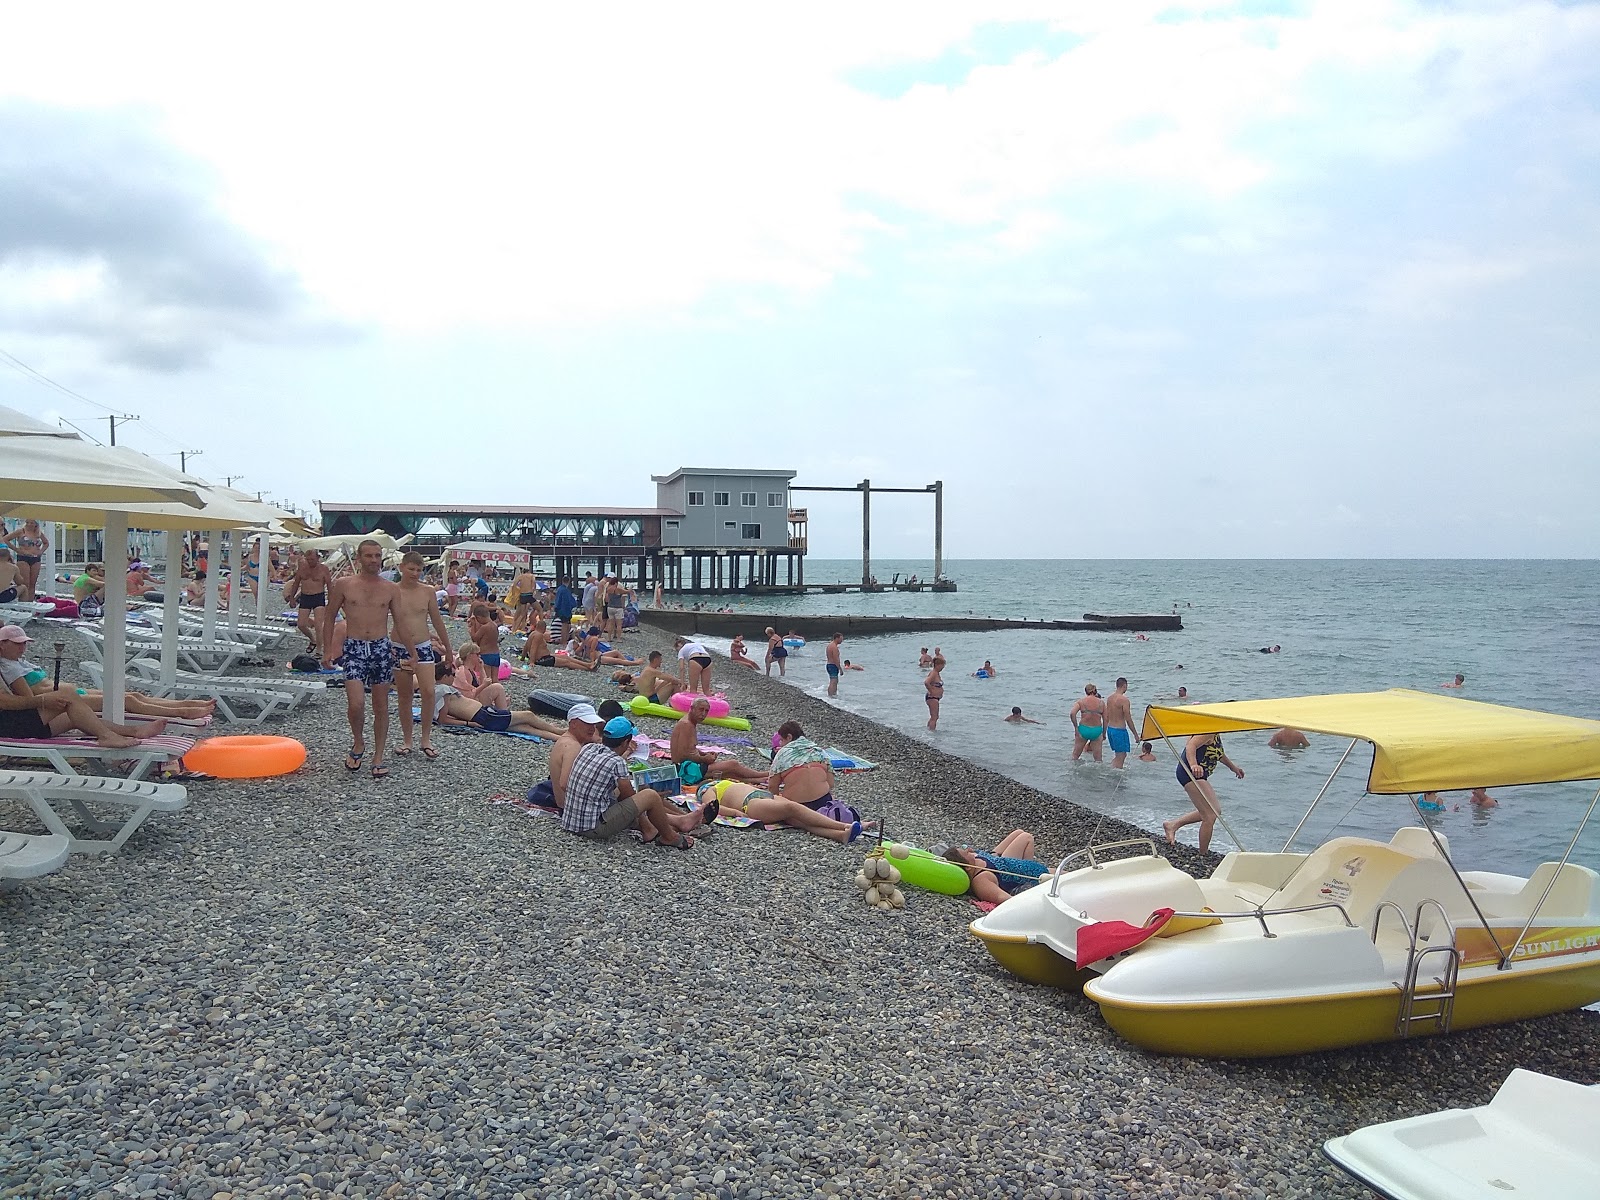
[885,843,970,895]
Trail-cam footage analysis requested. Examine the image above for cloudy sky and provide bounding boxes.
[2,1,1597,558]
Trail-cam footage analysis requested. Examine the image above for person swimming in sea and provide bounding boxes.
[1137,741,1157,762]
[1258,644,1281,654]
[918,647,933,668]
[1441,673,1465,689]
[973,660,997,679]
[1003,706,1041,725]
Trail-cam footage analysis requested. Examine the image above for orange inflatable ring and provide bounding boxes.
[184,735,307,779]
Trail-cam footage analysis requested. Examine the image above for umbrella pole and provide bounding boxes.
[103,511,128,724]
[202,526,222,642]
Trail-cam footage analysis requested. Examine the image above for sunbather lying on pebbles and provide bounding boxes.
[944,830,1053,904]
[567,629,642,667]
[561,716,715,850]
[694,780,872,843]
[430,664,565,739]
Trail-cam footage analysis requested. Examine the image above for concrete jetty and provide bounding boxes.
[642,611,1182,640]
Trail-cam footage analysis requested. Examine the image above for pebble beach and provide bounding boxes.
[3,608,1598,1200]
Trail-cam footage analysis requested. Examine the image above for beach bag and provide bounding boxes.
[813,796,861,825]
[289,653,322,673]
[526,779,558,810]
[622,603,639,629]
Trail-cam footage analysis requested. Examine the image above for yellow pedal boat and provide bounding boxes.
[970,689,1600,1057]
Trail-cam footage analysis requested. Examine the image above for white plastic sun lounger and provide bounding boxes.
[0,733,195,782]
[145,609,298,650]
[116,658,328,708]
[79,660,300,726]
[77,626,256,676]
[0,829,70,886]
[1322,1069,1600,1200]
[0,769,189,854]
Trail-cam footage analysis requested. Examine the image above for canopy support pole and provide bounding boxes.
[255,532,270,624]
[102,511,128,725]
[228,532,244,638]
[1147,712,1249,853]
[1501,781,1600,971]
[42,524,58,598]
[1402,791,1503,962]
[202,527,222,642]
[1279,738,1360,853]
[160,566,181,689]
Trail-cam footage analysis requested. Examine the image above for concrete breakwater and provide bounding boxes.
[641,610,1183,639]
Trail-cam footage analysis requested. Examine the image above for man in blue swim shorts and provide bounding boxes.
[1104,676,1136,769]
[323,539,402,779]
[825,632,844,696]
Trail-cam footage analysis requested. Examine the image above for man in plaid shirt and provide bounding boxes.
[560,717,718,849]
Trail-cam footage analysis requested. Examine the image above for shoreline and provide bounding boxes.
[1,608,1594,1199]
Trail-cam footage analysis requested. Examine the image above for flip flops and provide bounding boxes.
[344,749,364,772]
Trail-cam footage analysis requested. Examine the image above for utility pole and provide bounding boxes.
[107,414,138,446]
[860,478,871,589]
[175,449,202,474]
[224,475,244,488]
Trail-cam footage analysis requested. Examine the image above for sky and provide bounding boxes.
[1,1,1598,558]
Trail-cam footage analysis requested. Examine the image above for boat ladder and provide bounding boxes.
[1374,899,1462,1037]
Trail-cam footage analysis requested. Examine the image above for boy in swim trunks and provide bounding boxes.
[392,551,456,760]
[634,651,683,704]
[1070,683,1107,763]
[323,538,400,779]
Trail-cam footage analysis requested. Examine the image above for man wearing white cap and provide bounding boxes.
[546,702,605,811]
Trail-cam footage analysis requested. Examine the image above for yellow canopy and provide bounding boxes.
[1138,689,1600,794]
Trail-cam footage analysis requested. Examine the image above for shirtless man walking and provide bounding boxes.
[324,539,400,779]
[393,551,455,759]
[509,567,538,634]
[1070,682,1108,763]
[283,548,333,655]
[1104,676,1136,769]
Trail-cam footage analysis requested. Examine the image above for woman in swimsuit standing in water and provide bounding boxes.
[923,655,945,730]
[1163,732,1245,854]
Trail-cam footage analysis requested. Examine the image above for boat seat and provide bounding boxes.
[1470,863,1599,923]
[1052,854,1207,926]
[1386,827,1450,860]
[1274,838,1418,925]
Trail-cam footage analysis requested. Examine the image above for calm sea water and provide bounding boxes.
[681,559,1600,876]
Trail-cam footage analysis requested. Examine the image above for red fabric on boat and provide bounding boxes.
[1074,908,1175,965]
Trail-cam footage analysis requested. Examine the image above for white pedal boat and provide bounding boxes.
[1322,1068,1600,1199]
[971,690,1600,1057]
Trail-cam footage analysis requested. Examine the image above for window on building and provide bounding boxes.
[741,523,762,540]
[687,491,704,506]
[714,491,730,506]
[767,492,783,507]
[740,491,757,507]
[665,520,679,530]
[724,521,737,529]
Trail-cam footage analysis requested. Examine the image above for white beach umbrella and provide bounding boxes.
[0,405,205,508]
[1,447,273,721]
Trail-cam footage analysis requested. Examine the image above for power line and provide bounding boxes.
[0,343,192,453]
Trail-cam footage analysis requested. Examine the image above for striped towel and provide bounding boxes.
[14,733,199,756]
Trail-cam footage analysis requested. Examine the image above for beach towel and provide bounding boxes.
[820,747,878,771]
[1074,909,1175,966]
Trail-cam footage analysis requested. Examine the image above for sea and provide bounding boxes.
[679,558,1600,877]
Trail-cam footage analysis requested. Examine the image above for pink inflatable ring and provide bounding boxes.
[670,692,731,718]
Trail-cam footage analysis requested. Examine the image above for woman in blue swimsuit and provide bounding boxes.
[945,829,1051,904]
[1163,732,1244,854]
